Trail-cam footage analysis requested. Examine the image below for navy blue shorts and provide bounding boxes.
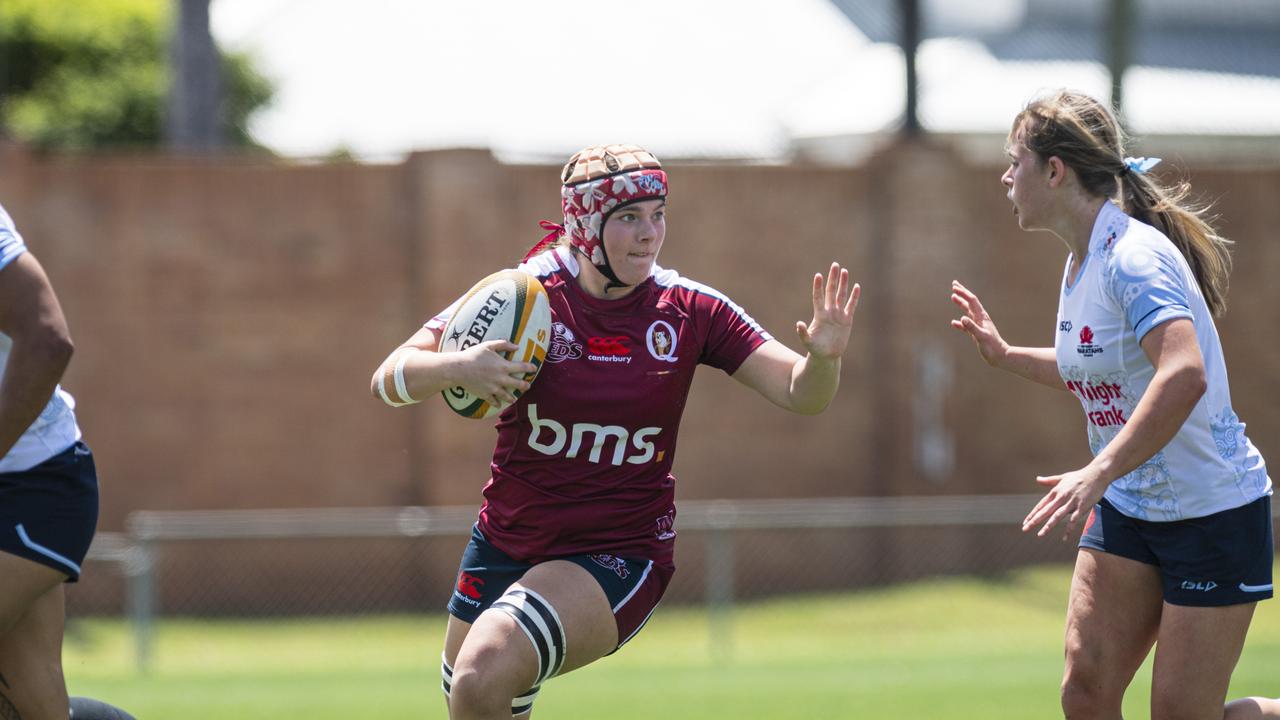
[447,524,672,650]
[1079,495,1274,607]
[0,441,99,582]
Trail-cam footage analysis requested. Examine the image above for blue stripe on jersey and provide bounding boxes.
[652,266,773,340]
[1106,235,1194,342]
[1132,304,1192,343]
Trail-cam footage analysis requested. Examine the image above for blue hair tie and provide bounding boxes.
[1123,156,1161,174]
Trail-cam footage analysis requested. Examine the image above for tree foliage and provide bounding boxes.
[0,0,273,151]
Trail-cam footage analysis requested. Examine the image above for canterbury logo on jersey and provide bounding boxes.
[525,404,664,466]
[587,336,630,356]
[587,335,633,363]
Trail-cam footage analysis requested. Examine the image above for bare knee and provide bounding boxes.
[1060,660,1125,719]
[448,651,521,720]
[1225,697,1280,720]
[1156,692,1275,720]
[1061,679,1117,719]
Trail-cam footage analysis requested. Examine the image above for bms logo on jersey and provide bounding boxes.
[525,404,664,466]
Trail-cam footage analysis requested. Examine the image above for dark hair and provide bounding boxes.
[1011,90,1232,315]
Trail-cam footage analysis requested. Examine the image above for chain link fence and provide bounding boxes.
[63,495,1171,671]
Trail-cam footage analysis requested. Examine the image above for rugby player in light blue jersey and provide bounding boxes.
[0,203,134,719]
[951,91,1277,720]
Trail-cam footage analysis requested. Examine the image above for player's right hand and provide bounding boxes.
[949,280,1010,369]
[455,340,536,407]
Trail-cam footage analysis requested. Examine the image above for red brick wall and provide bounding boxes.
[2,140,1277,533]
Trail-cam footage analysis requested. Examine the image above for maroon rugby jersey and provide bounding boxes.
[426,246,771,566]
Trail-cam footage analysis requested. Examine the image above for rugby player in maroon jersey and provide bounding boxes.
[372,144,860,719]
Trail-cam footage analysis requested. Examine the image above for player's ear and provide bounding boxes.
[1046,156,1067,187]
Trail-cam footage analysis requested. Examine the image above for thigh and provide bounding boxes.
[443,614,471,668]
[453,559,617,694]
[0,551,66,637]
[517,560,618,675]
[1064,548,1164,690]
[0,583,69,720]
[561,554,671,651]
[1151,602,1256,719]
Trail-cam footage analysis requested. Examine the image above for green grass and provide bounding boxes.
[62,564,1280,719]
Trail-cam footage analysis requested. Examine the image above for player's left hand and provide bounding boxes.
[796,262,861,360]
[1022,466,1109,541]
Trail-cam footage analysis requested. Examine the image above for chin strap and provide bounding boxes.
[572,244,628,292]
[527,221,628,291]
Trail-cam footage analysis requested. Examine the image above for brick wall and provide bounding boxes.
[2,140,1276,531]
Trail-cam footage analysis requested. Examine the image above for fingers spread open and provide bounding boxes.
[844,283,861,315]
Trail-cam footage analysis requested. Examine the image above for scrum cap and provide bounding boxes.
[559,144,667,285]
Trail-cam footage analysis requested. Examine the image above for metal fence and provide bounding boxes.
[68,495,1280,672]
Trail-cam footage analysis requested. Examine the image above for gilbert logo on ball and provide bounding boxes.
[438,270,552,419]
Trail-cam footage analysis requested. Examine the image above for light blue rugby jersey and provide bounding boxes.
[1054,200,1271,521]
[0,203,82,472]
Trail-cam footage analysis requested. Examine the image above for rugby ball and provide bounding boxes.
[438,269,552,419]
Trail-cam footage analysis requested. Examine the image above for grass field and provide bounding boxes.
[62,564,1280,719]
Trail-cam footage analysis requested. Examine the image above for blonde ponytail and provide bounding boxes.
[1119,170,1232,316]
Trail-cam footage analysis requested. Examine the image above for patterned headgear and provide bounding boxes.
[557,144,668,286]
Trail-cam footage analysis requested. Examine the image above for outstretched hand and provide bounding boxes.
[796,262,861,360]
[1023,466,1109,542]
[949,280,1009,368]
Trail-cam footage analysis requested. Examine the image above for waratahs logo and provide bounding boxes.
[1077,325,1104,357]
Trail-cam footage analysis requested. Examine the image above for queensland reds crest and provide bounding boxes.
[654,513,676,541]
[646,320,679,363]
[546,321,583,363]
[589,554,631,579]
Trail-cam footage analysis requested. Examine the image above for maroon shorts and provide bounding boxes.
[448,524,673,649]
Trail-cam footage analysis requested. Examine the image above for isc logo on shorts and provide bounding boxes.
[525,404,663,466]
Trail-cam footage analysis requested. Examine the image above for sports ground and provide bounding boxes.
[64,563,1280,719]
